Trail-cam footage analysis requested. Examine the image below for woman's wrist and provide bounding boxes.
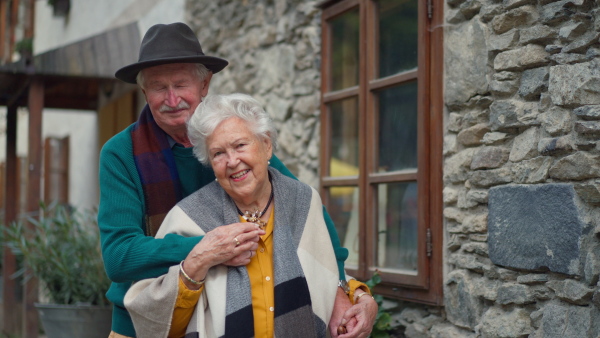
[347,279,371,304]
[179,260,206,290]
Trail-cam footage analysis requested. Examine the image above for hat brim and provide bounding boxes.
[115,55,229,84]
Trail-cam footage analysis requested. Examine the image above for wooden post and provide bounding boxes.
[23,77,43,338]
[2,104,20,335]
[8,0,20,62]
[0,0,7,62]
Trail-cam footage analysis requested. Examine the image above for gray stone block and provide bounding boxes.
[471,146,510,170]
[519,67,549,100]
[549,59,600,106]
[538,136,574,156]
[488,184,583,275]
[547,279,594,305]
[511,156,552,184]
[541,302,600,337]
[469,167,513,187]
[445,20,488,107]
[480,307,533,337]
[574,105,600,120]
[445,270,484,330]
[520,25,556,45]
[548,152,600,180]
[575,121,600,135]
[496,283,535,305]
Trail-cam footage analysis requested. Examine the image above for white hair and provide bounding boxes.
[187,93,278,166]
[136,63,211,89]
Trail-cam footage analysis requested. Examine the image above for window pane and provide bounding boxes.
[378,0,419,77]
[376,181,418,272]
[327,186,360,268]
[329,98,359,176]
[330,9,359,91]
[378,82,418,172]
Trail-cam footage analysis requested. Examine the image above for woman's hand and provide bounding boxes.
[181,222,264,287]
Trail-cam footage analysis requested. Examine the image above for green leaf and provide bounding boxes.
[370,331,391,338]
[1,203,110,305]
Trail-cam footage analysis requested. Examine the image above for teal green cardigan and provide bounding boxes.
[98,124,348,336]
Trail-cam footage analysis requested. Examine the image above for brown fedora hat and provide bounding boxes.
[115,22,228,84]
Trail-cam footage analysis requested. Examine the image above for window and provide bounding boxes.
[319,0,443,304]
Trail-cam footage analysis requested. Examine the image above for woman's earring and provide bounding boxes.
[215,178,218,182]
[268,160,271,165]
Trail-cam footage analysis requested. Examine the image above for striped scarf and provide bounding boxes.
[179,169,326,338]
[124,169,338,338]
[131,105,183,236]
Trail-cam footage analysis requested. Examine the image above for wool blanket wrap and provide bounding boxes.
[124,168,339,338]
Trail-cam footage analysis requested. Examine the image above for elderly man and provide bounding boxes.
[99,22,376,338]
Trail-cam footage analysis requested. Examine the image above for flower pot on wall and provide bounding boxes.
[35,303,111,338]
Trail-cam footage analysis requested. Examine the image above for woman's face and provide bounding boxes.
[207,117,273,204]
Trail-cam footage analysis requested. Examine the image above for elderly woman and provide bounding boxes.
[125,93,376,338]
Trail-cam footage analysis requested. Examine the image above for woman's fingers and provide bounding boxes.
[186,222,264,268]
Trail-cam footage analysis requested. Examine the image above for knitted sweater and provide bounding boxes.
[98,123,348,336]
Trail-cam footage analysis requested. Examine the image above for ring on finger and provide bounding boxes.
[234,237,240,247]
[248,251,253,258]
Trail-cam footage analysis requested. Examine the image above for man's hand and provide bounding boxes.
[329,287,357,337]
[338,292,378,338]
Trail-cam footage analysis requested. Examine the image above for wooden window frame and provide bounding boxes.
[319,0,444,305]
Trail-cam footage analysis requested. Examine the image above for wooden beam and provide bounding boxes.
[23,0,32,39]
[2,104,20,336]
[8,0,20,62]
[23,77,43,338]
[0,0,7,62]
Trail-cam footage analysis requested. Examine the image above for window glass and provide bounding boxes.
[376,181,418,272]
[327,186,360,268]
[329,98,359,176]
[331,9,360,90]
[378,82,418,172]
[378,0,419,77]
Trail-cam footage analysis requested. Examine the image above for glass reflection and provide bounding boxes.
[329,98,359,176]
[376,182,418,272]
[327,186,360,267]
[378,82,418,172]
[330,9,359,91]
[378,0,419,77]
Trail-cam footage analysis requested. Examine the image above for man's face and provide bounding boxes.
[141,63,211,134]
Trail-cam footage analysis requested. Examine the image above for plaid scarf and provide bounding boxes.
[131,105,183,236]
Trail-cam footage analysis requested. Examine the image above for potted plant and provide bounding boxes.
[2,202,111,338]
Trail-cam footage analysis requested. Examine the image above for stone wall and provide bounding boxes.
[187,0,600,336]
[441,0,600,336]
[187,0,322,188]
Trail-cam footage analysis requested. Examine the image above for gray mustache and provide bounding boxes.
[159,101,190,113]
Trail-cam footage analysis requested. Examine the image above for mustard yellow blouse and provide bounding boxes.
[168,210,369,338]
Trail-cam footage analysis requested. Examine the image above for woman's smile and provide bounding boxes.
[230,169,250,181]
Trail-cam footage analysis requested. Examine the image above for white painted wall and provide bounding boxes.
[0,108,98,211]
[34,0,186,54]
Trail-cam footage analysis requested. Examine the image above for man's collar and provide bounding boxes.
[166,135,180,148]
